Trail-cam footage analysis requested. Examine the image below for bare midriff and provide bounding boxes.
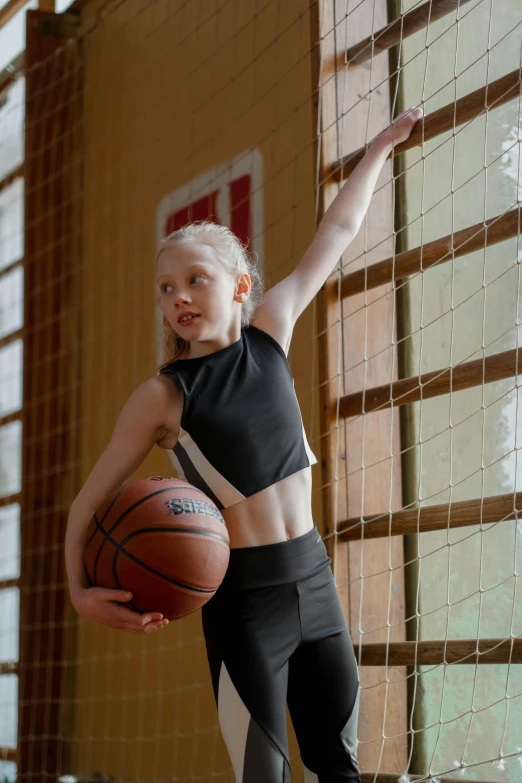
[156,376,314,548]
[222,466,315,548]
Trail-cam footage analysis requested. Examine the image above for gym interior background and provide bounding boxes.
[0,0,521,781]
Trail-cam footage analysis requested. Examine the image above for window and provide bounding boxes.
[0,5,30,775]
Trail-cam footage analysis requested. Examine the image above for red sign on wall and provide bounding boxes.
[156,148,263,260]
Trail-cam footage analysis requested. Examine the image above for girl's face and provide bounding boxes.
[156,242,250,341]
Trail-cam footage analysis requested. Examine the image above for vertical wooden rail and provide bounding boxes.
[311,0,408,774]
[20,11,81,782]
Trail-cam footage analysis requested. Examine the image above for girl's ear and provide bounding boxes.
[235,273,251,303]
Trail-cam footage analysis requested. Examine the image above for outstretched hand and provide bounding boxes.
[72,586,170,634]
[374,106,423,149]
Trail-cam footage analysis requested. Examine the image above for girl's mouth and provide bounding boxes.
[178,314,200,326]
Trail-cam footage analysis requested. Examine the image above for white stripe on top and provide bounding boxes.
[178,426,246,508]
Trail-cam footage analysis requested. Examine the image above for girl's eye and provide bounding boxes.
[160,276,202,293]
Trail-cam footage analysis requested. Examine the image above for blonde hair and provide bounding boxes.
[156,221,264,365]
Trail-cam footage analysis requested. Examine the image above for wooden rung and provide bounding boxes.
[0,747,17,762]
[0,410,21,430]
[0,327,23,353]
[339,206,521,298]
[354,638,522,666]
[339,348,519,418]
[0,52,24,96]
[0,578,19,590]
[0,163,23,194]
[338,491,522,541]
[0,257,24,283]
[0,0,28,34]
[345,0,474,66]
[0,492,21,509]
[0,661,18,675]
[0,69,16,97]
[332,69,521,180]
[361,774,499,783]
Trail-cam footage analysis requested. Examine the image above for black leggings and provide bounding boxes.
[202,526,361,783]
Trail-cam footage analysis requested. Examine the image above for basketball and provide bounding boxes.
[84,477,230,620]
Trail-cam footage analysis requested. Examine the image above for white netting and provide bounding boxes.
[0,0,521,781]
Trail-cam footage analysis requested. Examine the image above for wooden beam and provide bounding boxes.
[339,206,521,298]
[339,347,519,418]
[34,8,82,38]
[332,69,521,180]
[355,638,522,666]
[316,0,408,772]
[309,0,336,557]
[339,491,522,540]
[0,748,17,763]
[344,0,474,65]
[19,12,80,783]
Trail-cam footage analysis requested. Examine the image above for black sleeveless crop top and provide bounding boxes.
[158,325,317,509]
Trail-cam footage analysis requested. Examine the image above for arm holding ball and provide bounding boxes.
[65,375,182,633]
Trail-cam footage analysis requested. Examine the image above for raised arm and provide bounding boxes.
[66,374,182,634]
[252,108,423,350]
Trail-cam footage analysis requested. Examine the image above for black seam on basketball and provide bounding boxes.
[112,549,123,594]
[92,485,214,582]
[91,515,228,551]
[100,482,130,526]
[91,520,221,594]
[120,527,229,548]
[91,483,130,583]
[85,512,101,549]
[113,544,218,594]
[111,564,141,614]
[92,513,105,585]
[111,526,228,597]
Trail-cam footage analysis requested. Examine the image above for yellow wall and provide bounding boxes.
[75,0,321,779]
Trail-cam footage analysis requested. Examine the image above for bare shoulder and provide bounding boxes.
[72,374,182,513]
[122,374,178,415]
[138,373,182,407]
[147,372,183,449]
[113,374,182,448]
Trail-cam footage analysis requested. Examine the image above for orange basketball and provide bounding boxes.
[84,477,230,620]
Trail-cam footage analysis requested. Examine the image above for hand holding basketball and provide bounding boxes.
[84,476,230,621]
[72,585,169,634]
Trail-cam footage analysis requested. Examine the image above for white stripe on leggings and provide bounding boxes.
[303,763,319,782]
[218,661,250,782]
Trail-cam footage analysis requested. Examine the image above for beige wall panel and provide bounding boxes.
[75,0,320,779]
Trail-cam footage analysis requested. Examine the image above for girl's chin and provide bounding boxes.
[174,323,203,340]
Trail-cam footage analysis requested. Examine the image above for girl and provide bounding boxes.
[65,107,422,783]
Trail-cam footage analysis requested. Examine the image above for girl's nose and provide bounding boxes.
[173,289,190,305]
